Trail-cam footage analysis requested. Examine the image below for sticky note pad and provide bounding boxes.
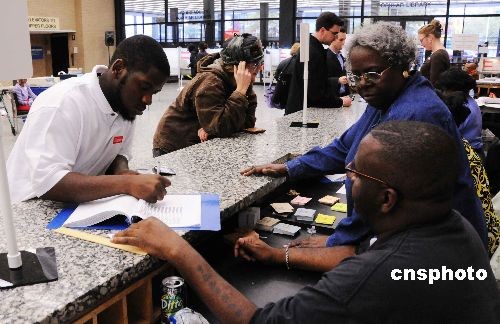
[270,203,294,214]
[318,195,340,206]
[273,223,301,236]
[331,203,348,213]
[294,208,316,218]
[255,217,280,232]
[315,214,336,225]
[290,196,312,206]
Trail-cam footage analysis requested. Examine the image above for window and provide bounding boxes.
[121,0,500,55]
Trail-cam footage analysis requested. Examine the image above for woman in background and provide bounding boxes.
[12,78,37,107]
[153,34,262,155]
[270,42,300,108]
[436,68,484,158]
[274,42,300,77]
[436,78,499,257]
[418,20,450,86]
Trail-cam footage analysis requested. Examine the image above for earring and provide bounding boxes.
[402,70,409,79]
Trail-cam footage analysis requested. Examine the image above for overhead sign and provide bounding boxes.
[452,34,479,51]
[178,10,211,21]
[28,16,59,31]
[380,1,431,7]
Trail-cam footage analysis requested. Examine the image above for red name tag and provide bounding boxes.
[113,136,123,144]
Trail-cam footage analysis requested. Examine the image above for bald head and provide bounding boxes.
[368,120,458,202]
[352,121,459,234]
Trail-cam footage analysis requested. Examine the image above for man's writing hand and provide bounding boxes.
[127,174,171,203]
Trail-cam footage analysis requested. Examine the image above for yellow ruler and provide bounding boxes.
[55,227,147,255]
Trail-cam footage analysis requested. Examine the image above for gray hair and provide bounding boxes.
[345,22,417,70]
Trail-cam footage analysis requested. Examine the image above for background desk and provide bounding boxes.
[478,100,500,137]
[480,104,500,115]
[476,79,500,97]
[0,104,365,323]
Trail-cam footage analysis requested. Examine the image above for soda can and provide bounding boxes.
[161,276,185,324]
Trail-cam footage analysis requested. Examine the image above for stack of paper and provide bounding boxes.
[315,213,336,225]
[324,174,347,183]
[318,195,340,206]
[255,217,280,232]
[294,208,316,221]
[273,223,301,236]
[331,202,348,213]
[290,195,312,206]
[270,203,294,216]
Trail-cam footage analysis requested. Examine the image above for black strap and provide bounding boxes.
[268,56,295,90]
[276,56,295,82]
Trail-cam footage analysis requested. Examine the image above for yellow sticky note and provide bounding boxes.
[331,202,348,213]
[315,213,336,225]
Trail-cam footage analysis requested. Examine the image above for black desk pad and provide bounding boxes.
[189,231,323,322]
[255,177,348,234]
[188,177,347,321]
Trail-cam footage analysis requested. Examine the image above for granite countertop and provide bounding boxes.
[0,104,365,323]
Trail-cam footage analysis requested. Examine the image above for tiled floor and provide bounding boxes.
[0,82,284,161]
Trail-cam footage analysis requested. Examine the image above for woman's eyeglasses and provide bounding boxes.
[347,66,392,85]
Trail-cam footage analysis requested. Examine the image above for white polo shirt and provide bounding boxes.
[7,66,135,203]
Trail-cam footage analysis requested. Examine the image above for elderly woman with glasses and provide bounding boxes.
[240,22,486,272]
[153,33,263,155]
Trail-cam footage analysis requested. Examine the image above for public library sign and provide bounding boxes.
[28,16,59,31]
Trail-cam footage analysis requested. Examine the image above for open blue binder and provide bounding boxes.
[47,194,221,231]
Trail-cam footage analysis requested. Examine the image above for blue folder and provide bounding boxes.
[47,194,221,231]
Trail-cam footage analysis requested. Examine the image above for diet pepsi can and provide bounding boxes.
[161,276,185,324]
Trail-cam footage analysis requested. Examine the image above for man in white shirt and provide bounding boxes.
[7,35,171,204]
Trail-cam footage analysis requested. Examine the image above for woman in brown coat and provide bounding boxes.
[153,33,263,156]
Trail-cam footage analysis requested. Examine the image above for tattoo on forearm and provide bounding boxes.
[195,264,245,319]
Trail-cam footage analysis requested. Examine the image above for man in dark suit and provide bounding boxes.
[285,12,352,115]
[327,28,350,97]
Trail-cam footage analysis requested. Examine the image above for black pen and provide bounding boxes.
[130,216,143,224]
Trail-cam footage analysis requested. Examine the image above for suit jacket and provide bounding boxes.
[285,35,343,115]
[326,49,350,96]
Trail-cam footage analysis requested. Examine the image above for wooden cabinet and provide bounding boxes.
[74,265,173,324]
